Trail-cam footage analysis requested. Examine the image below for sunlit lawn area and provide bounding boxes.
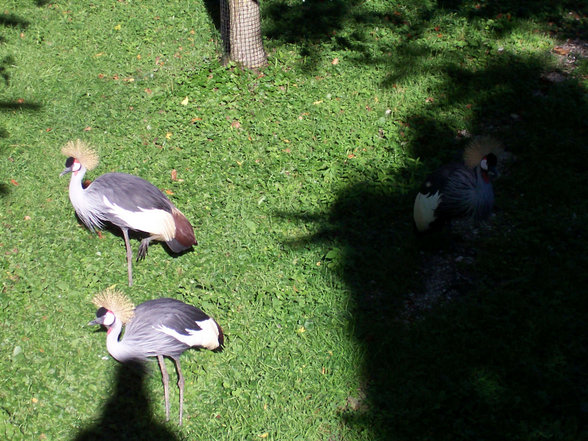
[1,1,587,440]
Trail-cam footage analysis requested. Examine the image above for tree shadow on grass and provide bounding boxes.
[73,362,179,441]
[202,0,221,32]
[0,183,10,197]
[0,98,44,142]
[284,94,588,441]
[0,13,30,29]
[280,12,588,441]
[1,10,42,140]
[262,0,586,75]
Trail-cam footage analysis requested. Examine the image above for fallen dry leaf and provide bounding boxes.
[553,46,570,56]
[165,189,174,195]
[181,96,189,106]
[231,120,241,129]
[171,169,177,181]
[332,57,339,65]
[10,179,18,186]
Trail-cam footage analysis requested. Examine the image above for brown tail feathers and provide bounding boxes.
[166,208,197,253]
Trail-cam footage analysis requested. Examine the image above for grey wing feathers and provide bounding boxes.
[419,162,463,196]
[123,299,211,357]
[437,167,478,219]
[134,298,211,327]
[89,173,173,212]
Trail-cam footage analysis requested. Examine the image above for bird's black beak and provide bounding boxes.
[60,166,72,177]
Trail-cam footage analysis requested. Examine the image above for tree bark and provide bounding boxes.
[220,0,267,69]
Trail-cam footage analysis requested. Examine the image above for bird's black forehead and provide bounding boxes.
[486,153,498,166]
[65,157,74,167]
[96,307,108,317]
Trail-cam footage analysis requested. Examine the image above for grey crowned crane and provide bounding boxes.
[88,288,224,425]
[413,137,503,233]
[60,140,197,286]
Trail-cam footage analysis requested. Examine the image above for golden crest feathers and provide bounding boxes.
[61,139,99,171]
[463,136,504,169]
[92,287,135,324]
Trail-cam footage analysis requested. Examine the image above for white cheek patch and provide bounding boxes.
[72,160,82,173]
[103,311,116,326]
[480,158,488,171]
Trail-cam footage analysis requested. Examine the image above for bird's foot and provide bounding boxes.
[137,239,150,261]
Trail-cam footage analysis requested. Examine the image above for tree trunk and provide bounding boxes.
[220,0,267,69]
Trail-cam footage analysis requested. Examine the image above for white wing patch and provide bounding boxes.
[102,197,176,240]
[155,318,220,350]
[413,191,441,232]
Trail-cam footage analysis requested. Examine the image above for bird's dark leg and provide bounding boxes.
[173,357,185,426]
[121,228,133,287]
[137,236,155,261]
[157,355,171,422]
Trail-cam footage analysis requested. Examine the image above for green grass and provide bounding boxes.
[1,0,588,440]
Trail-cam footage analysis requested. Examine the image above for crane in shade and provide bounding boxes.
[60,140,197,286]
[413,137,504,233]
[88,288,224,425]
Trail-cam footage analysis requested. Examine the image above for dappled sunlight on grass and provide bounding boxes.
[0,0,587,440]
